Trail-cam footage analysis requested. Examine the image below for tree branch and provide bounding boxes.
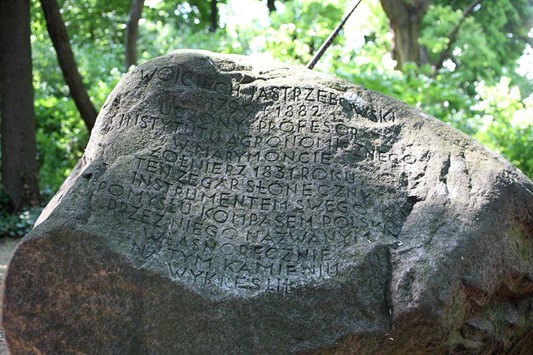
[40,0,98,132]
[209,0,218,33]
[267,0,276,13]
[433,0,482,72]
[125,0,145,70]
[306,0,363,70]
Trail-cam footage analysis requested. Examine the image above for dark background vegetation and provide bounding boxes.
[1,0,532,237]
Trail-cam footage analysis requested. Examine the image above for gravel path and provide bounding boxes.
[0,238,20,354]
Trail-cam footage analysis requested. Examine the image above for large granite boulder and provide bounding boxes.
[2,50,532,354]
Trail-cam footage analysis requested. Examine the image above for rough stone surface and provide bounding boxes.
[2,50,533,354]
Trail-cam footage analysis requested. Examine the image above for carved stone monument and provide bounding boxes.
[2,50,533,353]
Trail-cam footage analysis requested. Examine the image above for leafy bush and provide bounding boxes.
[24,0,533,197]
[0,188,43,238]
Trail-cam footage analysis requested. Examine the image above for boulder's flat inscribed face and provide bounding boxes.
[2,50,533,354]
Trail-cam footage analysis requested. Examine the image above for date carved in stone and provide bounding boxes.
[2,50,532,354]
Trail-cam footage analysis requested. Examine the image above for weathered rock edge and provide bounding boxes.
[1,50,533,354]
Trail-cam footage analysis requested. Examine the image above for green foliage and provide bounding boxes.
[34,94,88,191]
[427,0,532,88]
[420,5,498,87]
[30,0,123,194]
[469,0,531,69]
[0,188,43,237]
[330,1,532,176]
[23,0,532,195]
[473,78,533,175]
[138,19,245,60]
[261,0,345,65]
[2,0,530,239]
[339,64,481,133]
[59,0,130,47]
[143,0,228,32]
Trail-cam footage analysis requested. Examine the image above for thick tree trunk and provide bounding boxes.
[380,0,430,69]
[125,0,145,70]
[0,0,40,211]
[209,0,218,33]
[40,0,98,132]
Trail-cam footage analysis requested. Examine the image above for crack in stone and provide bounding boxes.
[440,153,451,185]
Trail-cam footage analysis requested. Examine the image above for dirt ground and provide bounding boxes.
[0,238,20,354]
[0,238,18,279]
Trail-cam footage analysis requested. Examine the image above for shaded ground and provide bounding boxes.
[0,238,18,279]
[0,238,20,355]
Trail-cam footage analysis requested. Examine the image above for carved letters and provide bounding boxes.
[92,63,417,295]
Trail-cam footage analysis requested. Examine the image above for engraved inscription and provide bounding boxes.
[91,67,418,296]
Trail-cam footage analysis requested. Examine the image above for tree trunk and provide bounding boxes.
[380,0,430,69]
[267,0,276,13]
[40,0,98,132]
[125,0,145,70]
[0,0,40,211]
[209,0,218,33]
